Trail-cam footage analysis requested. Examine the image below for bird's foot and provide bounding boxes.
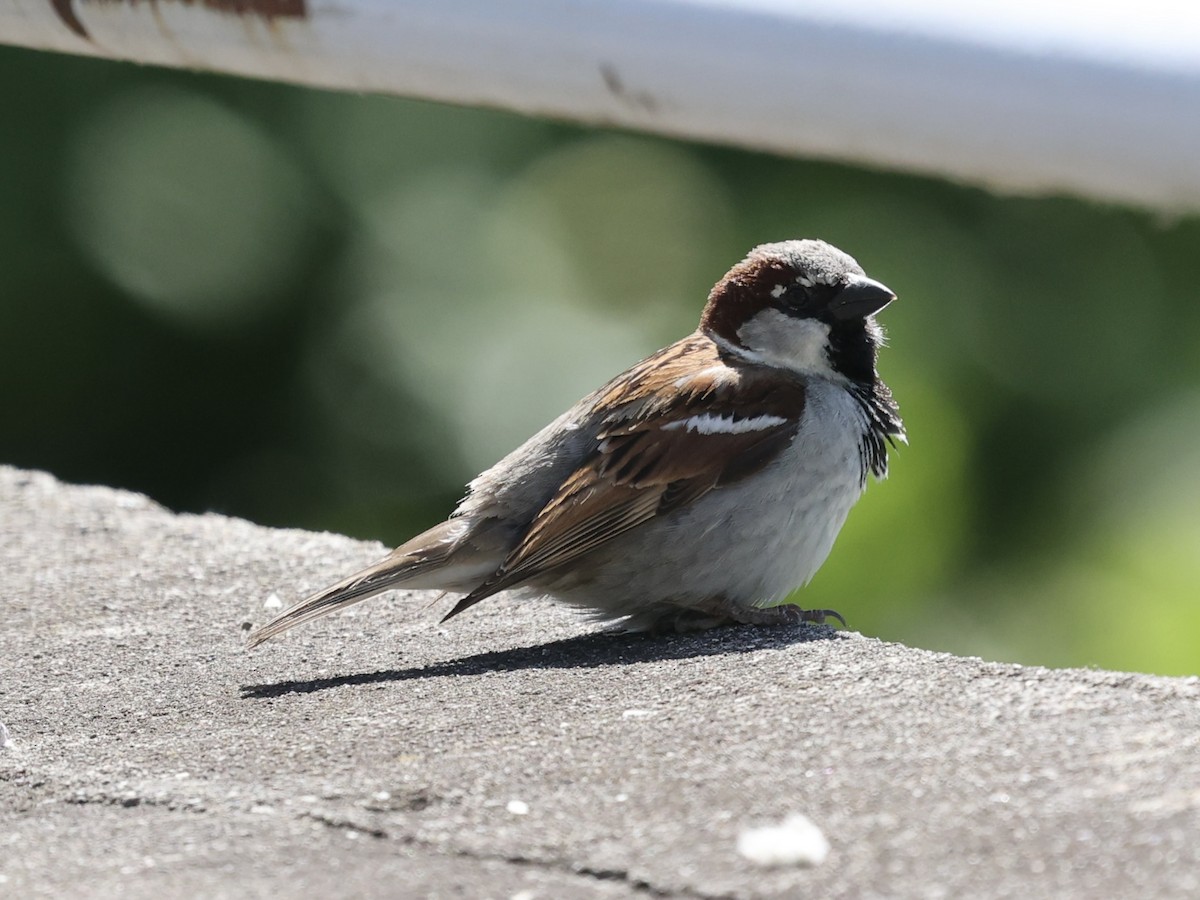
[644,598,846,632]
[727,602,846,628]
[797,606,847,627]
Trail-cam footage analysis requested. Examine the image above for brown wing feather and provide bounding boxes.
[442,334,806,619]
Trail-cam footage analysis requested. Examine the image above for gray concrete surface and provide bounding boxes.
[2,465,1198,899]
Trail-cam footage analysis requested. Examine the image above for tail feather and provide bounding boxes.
[439,581,504,623]
[246,556,425,648]
[247,519,505,648]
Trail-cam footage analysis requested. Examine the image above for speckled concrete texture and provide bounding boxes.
[2,466,1198,899]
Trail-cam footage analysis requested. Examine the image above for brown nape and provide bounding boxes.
[698,255,793,345]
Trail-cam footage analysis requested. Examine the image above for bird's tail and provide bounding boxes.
[246,520,497,648]
[246,557,416,648]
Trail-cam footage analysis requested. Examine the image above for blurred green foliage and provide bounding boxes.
[3,47,1198,675]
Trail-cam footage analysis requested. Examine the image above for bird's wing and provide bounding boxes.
[443,335,807,618]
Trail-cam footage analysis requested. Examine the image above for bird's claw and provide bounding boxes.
[796,607,847,627]
[725,602,848,629]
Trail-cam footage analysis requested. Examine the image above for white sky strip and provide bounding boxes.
[2,0,1199,210]
[663,414,788,435]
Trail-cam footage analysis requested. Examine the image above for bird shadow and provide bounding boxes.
[240,624,844,699]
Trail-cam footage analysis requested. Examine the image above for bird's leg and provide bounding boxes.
[662,598,846,632]
[727,602,846,628]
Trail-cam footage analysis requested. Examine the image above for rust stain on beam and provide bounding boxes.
[50,0,89,38]
[49,0,309,41]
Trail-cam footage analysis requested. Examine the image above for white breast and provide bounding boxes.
[689,379,869,602]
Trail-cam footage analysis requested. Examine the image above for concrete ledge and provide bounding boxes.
[2,465,1198,898]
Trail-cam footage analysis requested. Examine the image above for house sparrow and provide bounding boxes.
[248,239,903,647]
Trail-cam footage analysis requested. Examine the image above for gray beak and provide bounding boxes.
[829,276,897,320]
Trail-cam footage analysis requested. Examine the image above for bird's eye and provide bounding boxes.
[786,286,811,307]
[776,280,836,316]
[771,282,810,310]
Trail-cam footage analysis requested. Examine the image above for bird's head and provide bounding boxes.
[699,239,896,385]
